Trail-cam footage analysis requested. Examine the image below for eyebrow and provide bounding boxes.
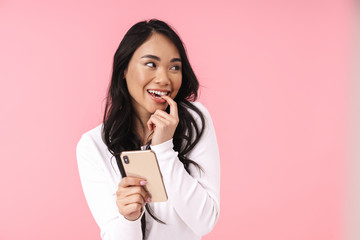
[141,54,181,63]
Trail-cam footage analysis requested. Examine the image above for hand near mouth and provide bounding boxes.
[147,95,179,146]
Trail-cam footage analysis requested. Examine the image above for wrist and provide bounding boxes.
[150,138,173,149]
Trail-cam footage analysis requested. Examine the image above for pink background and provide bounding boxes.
[0,1,353,239]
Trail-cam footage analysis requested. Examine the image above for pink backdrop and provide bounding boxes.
[0,1,352,239]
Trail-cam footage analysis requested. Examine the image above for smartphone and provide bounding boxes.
[119,150,168,202]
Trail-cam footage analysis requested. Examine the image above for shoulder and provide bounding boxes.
[184,101,212,120]
[183,101,214,129]
[76,123,118,175]
[189,101,208,112]
[76,124,108,159]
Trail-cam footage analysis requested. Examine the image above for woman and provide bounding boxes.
[76,19,220,240]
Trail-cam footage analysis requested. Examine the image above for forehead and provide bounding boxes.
[132,33,180,59]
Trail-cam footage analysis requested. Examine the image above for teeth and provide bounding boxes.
[148,90,169,96]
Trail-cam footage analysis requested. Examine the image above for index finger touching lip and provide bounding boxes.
[161,95,178,117]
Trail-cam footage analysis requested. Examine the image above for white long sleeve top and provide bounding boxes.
[76,102,220,240]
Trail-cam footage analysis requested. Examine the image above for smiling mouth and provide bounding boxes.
[147,90,170,99]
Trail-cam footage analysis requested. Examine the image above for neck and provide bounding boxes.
[133,113,152,146]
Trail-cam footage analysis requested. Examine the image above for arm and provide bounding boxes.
[76,135,143,240]
[150,102,220,236]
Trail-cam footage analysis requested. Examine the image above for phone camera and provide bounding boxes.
[123,155,129,164]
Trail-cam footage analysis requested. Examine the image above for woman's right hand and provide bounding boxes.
[116,177,152,221]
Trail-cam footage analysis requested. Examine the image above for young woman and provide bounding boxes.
[76,19,220,240]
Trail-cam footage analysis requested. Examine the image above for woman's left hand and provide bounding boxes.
[147,96,179,146]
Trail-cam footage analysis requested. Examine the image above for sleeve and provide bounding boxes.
[76,134,143,240]
[150,103,220,236]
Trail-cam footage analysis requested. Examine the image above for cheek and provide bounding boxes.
[175,75,182,91]
[137,69,156,90]
[172,76,182,97]
[127,68,151,91]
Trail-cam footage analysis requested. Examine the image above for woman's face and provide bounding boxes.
[124,33,182,119]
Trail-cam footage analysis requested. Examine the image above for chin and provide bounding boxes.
[148,104,167,113]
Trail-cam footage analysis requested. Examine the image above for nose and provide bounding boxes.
[155,68,170,85]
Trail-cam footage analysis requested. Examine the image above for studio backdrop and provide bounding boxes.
[0,1,354,239]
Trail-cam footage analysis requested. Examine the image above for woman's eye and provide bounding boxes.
[146,62,156,68]
[171,65,181,71]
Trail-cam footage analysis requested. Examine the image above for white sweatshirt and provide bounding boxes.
[76,102,220,240]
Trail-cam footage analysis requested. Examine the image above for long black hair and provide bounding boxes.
[102,19,205,239]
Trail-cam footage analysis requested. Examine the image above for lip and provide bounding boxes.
[147,89,171,104]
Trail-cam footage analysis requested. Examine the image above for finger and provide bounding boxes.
[119,176,147,188]
[118,185,151,202]
[147,114,167,131]
[161,95,178,118]
[121,203,143,216]
[151,113,171,125]
[120,193,147,206]
[128,186,150,199]
[154,110,178,127]
[154,109,171,120]
[147,115,162,131]
[126,191,151,204]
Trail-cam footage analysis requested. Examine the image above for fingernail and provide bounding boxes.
[147,197,151,203]
[140,181,147,185]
